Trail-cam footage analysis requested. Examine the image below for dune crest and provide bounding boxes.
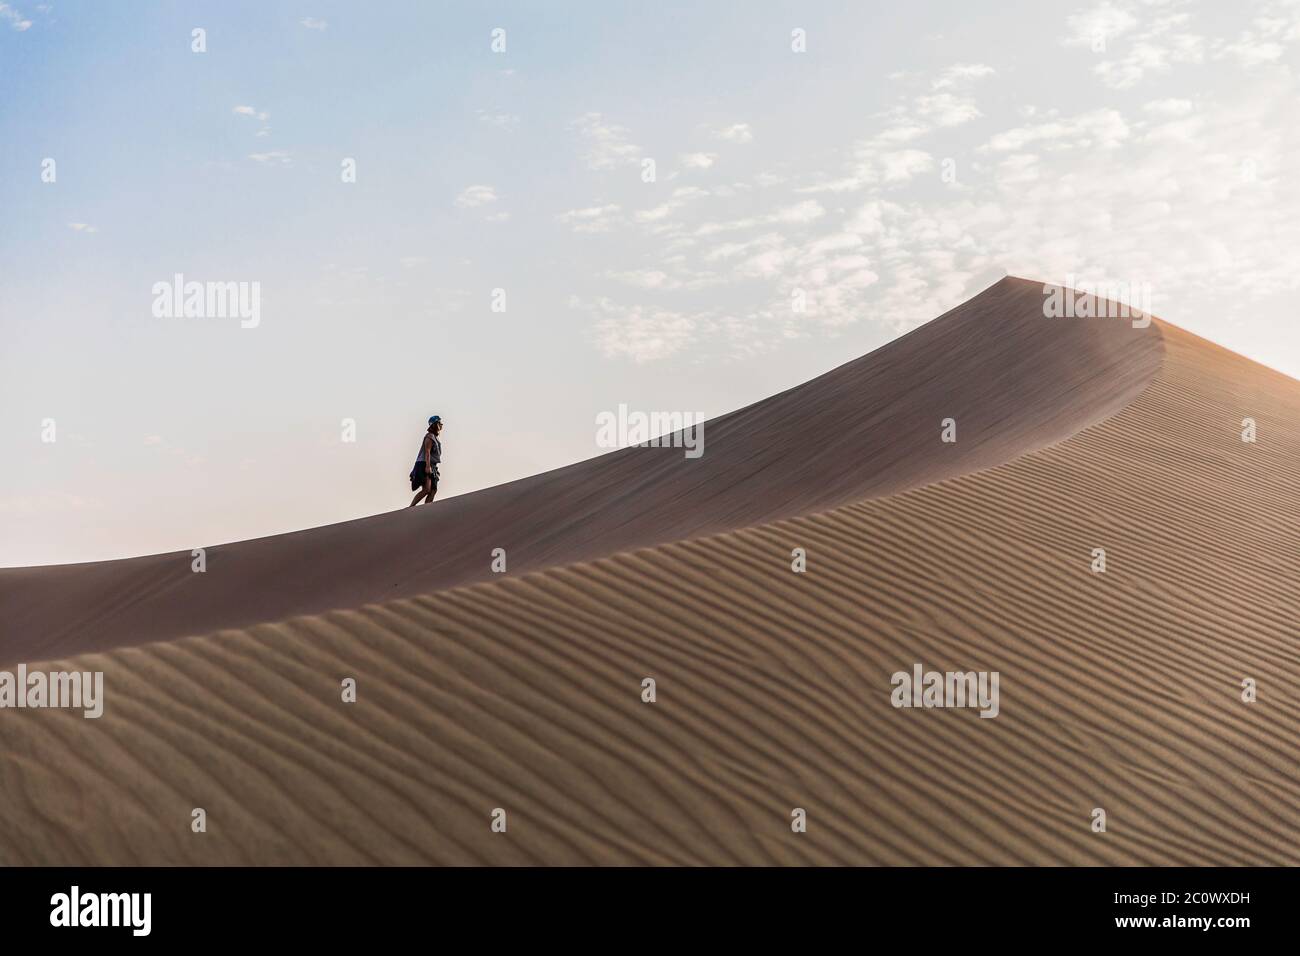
[1,277,1161,664]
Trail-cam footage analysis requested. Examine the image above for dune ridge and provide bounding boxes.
[4,280,1299,865]
[0,277,1160,665]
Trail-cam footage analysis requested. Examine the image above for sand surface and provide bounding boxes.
[1,278,1159,663]
[2,277,1297,864]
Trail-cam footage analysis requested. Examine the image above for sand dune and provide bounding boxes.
[0,277,1159,664]
[3,276,1298,865]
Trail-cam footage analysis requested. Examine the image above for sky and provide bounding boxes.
[2,0,1299,567]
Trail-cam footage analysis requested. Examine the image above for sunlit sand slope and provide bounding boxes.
[4,306,1297,865]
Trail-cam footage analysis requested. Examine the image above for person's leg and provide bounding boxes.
[421,477,435,504]
[408,465,427,507]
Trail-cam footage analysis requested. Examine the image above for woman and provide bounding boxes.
[409,415,443,507]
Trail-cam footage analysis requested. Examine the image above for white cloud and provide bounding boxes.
[1063,2,1139,51]
[981,108,1130,152]
[795,175,869,195]
[772,200,825,225]
[704,232,783,262]
[233,104,272,136]
[571,113,641,170]
[1219,36,1284,66]
[575,296,700,362]
[1095,36,1205,88]
[68,222,98,233]
[714,123,754,144]
[694,199,825,236]
[1212,2,1300,67]
[932,63,995,88]
[680,152,717,169]
[1143,97,1194,116]
[878,149,935,182]
[455,184,499,208]
[806,233,864,256]
[797,62,992,195]
[557,204,622,233]
[300,17,328,31]
[1140,113,1204,144]
[995,153,1040,186]
[248,150,291,166]
[547,14,1300,367]
[1065,2,1206,89]
[914,92,983,127]
[629,187,709,226]
[635,203,675,223]
[0,2,31,30]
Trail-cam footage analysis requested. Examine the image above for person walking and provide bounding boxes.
[409,415,443,507]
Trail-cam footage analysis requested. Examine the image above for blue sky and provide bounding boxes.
[3,0,1299,565]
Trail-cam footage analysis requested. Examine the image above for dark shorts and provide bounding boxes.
[410,461,439,493]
